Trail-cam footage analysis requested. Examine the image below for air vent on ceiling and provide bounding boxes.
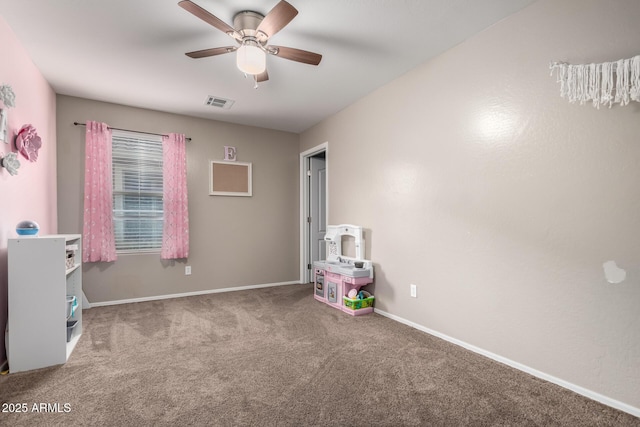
[204,95,235,110]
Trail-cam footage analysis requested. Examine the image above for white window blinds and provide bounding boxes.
[111,130,163,252]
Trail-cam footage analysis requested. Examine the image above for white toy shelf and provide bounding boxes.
[7,234,83,372]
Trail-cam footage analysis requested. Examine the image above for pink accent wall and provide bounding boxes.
[0,16,57,365]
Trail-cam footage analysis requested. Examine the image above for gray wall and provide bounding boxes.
[301,0,640,411]
[57,95,300,303]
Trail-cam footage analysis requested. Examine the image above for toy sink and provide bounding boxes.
[315,259,372,278]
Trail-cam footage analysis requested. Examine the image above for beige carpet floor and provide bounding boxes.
[0,284,638,426]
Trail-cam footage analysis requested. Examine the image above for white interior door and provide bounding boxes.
[309,154,327,270]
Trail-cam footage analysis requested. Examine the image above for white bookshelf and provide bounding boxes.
[7,234,82,372]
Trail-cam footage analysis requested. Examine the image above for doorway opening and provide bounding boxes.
[299,142,328,283]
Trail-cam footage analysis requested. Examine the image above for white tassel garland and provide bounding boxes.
[550,54,640,108]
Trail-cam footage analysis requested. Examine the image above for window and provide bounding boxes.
[112,130,163,252]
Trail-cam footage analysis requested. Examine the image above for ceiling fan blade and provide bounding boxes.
[269,46,322,66]
[185,46,237,59]
[178,0,241,40]
[255,1,298,41]
[255,69,269,83]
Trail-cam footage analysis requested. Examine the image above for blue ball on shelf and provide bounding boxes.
[16,220,39,236]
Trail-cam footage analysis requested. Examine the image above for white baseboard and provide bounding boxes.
[374,308,640,419]
[82,291,91,309]
[87,281,301,308]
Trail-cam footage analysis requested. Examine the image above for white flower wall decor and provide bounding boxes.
[0,152,21,176]
[0,84,16,144]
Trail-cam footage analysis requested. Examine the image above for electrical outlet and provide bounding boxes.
[410,284,417,298]
[185,266,192,275]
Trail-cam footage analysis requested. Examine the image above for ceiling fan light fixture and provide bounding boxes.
[180,0,322,82]
[236,42,266,75]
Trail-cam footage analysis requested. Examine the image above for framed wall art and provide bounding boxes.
[209,160,252,197]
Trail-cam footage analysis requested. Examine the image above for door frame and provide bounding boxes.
[299,142,328,283]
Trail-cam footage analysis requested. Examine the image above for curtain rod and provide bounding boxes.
[73,122,192,141]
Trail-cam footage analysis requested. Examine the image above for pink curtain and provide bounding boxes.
[83,121,117,262]
[161,133,189,259]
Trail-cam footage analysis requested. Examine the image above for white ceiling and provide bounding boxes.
[0,0,536,133]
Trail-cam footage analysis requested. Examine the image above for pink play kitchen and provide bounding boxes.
[313,224,374,315]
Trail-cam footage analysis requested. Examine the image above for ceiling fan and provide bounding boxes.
[179,0,322,85]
